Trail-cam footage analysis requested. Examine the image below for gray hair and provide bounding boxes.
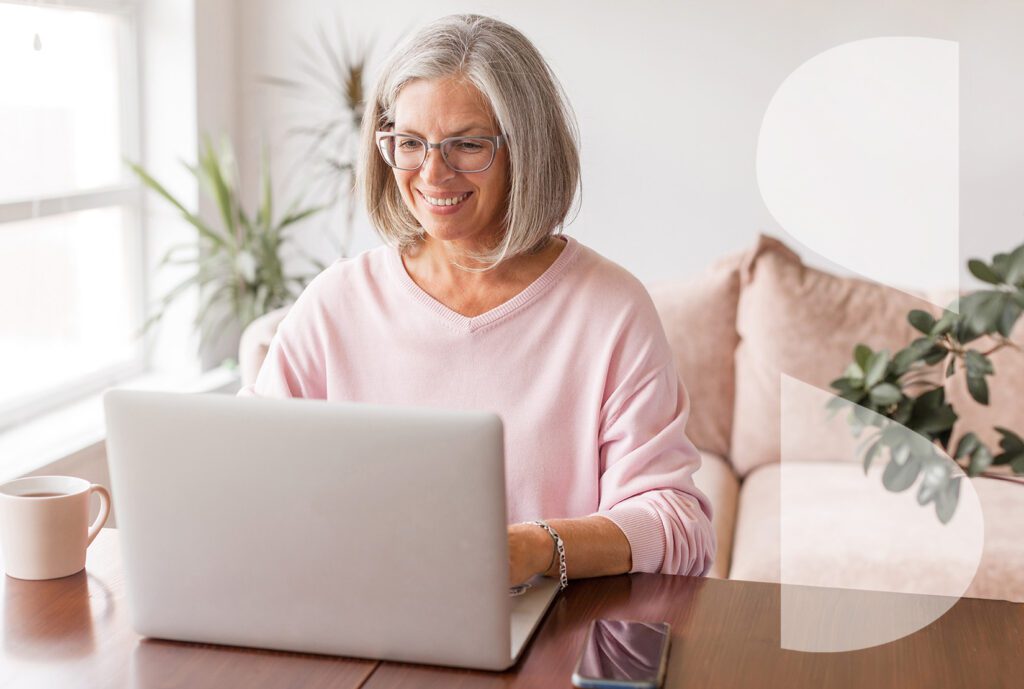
[357,14,582,271]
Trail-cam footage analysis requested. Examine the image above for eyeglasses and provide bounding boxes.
[375,131,507,173]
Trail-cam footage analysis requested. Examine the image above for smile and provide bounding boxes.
[419,190,472,207]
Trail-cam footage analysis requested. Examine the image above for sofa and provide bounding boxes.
[239,234,1024,603]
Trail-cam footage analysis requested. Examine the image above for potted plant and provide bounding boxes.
[829,242,1024,522]
[127,135,326,362]
[261,19,373,259]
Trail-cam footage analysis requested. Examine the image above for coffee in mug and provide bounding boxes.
[0,475,111,580]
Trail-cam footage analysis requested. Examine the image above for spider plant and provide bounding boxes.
[260,16,374,258]
[127,135,326,354]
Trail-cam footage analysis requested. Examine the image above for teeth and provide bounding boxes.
[423,192,469,207]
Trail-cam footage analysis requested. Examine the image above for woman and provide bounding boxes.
[239,14,715,587]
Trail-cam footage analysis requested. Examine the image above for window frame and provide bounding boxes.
[0,0,146,433]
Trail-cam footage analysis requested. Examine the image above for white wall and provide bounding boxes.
[227,0,1024,286]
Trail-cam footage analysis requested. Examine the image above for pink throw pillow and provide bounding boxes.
[730,234,943,476]
[647,251,743,458]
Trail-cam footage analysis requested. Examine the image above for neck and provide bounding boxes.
[403,234,563,291]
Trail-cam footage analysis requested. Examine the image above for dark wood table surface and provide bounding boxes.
[2,529,1021,688]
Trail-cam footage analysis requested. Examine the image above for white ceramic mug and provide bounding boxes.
[0,475,111,580]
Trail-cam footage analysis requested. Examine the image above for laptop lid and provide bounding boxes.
[104,390,523,670]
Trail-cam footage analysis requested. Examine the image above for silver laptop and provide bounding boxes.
[103,389,559,671]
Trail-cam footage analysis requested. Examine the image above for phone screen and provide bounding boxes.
[573,619,671,688]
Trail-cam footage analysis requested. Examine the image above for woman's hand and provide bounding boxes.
[507,523,554,586]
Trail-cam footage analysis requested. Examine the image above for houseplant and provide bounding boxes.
[128,136,326,358]
[829,242,1024,523]
[261,19,373,259]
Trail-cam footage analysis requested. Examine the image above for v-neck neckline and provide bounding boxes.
[388,235,580,333]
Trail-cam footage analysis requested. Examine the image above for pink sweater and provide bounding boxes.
[238,235,715,576]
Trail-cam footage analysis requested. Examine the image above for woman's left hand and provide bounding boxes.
[507,523,554,586]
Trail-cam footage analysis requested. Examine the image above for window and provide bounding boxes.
[0,0,143,432]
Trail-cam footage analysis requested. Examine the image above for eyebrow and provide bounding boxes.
[394,124,491,137]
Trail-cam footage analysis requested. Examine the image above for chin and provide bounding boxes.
[419,222,476,243]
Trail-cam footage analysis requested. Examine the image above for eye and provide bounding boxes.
[396,138,423,150]
[455,140,484,152]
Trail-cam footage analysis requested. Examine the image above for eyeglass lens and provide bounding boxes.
[378,135,495,172]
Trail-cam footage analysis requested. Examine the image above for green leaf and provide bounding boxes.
[909,394,957,434]
[195,283,233,329]
[258,144,272,232]
[864,350,890,388]
[842,362,865,382]
[968,259,1004,285]
[825,396,850,420]
[891,396,914,425]
[945,357,956,378]
[863,438,882,474]
[276,205,325,233]
[916,462,949,506]
[964,350,995,376]
[967,444,994,477]
[992,252,1011,280]
[854,344,872,372]
[197,136,239,243]
[869,382,902,407]
[996,427,1024,454]
[993,428,1024,470]
[998,299,1022,338]
[1005,244,1024,285]
[954,432,980,459]
[966,374,990,405]
[935,477,960,524]
[852,404,877,428]
[922,345,948,366]
[126,159,232,250]
[907,310,936,334]
[964,292,1008,336]
[882,455,922,492]
[892,338,934,375]
[156,241,198,267]
[914,386,946,412]
[929,311,958,337]
[892,441,911,466]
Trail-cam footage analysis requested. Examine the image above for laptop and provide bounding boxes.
[102,389,560,671]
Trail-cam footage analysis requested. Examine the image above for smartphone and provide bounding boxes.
[571,619,671,689]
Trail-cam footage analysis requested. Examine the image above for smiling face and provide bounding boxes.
[390,76,510,253]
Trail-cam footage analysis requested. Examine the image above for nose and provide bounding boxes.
[418,145,455,186]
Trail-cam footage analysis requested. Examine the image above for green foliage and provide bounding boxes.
[127,136,326,353]
[829,241,1024,523]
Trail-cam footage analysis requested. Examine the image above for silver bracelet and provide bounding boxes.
[527,520,568,591]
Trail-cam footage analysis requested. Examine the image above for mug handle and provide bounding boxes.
[86,484,112,547]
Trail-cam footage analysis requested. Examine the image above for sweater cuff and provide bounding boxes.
[593,503,666,574]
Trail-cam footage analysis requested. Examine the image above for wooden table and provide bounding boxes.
[2,530,1021,688]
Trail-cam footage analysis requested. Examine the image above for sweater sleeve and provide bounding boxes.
[591,298,716,577]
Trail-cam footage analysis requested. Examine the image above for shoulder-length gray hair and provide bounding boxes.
[357,14,581,271]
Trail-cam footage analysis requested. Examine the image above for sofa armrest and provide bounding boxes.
[238,306,291,388]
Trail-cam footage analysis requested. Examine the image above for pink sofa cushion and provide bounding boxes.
[728,461,1024,603]
[731,234,942,476]
[647,251,743,458]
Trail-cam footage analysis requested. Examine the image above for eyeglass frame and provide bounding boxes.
[374,130,508,173]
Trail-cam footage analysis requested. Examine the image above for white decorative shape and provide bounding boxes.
[779,375,984,652]
[757,37,959,301]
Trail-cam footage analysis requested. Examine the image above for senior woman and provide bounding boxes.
[239,14,715,587]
